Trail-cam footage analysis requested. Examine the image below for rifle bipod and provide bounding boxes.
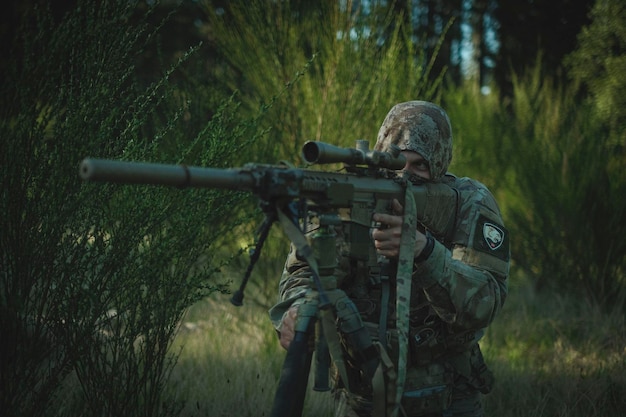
[230,202,279,307]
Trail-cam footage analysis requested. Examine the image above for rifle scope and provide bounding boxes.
[302,141,406,171]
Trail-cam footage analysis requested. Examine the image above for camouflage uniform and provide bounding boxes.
[270,101,510,417]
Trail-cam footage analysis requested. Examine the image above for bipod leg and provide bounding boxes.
[230,210,276,306]
[269,313,315,417]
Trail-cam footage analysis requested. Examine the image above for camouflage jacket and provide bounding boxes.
[269,172,509,357]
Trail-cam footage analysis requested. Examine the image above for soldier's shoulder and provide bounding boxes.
[443,174,510,273]
[443,173,499,211]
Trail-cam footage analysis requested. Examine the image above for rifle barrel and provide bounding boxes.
[79,158,256,190]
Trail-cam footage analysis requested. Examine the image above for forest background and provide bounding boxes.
[1,0,624,416]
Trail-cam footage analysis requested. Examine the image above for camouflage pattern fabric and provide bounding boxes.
[411,173,509,327]
[374,101,452,181]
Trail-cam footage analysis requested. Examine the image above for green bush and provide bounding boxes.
[0,2,266,416]
[505,68,625,308]
[445,70,626,311]
[565,0,626,140]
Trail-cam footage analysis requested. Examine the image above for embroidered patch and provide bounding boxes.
[473,214,510,261]
[483,222,504,250]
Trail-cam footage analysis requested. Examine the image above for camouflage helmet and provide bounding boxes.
[374,101,453,180]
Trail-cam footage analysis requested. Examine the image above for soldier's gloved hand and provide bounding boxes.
[278,305,299,350]
[372,198,428,259]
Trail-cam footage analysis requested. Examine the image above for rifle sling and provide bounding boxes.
[392,183,417,417]
[378,269,390,348]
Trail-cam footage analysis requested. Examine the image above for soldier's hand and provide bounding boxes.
[372,199,428,259]
[279,305,299,350]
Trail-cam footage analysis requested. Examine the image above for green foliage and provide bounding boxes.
[565,0,626,139]
[443,81,511,193]
[0,1,267,416]
[201,0,445,162]
[445,68,626,311]
[505,67,625,308]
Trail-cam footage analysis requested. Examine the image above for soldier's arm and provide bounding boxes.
[268,244,311,331]
[413,184,510,331]
[413,242,508,330]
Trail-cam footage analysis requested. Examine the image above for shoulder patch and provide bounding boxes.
[483,222,504,250]
[474,214,510,261]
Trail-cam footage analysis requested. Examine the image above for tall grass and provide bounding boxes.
[483,275,625,416]
[168,296,333,417]
[167,271,625,417]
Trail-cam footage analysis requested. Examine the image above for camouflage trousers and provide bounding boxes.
[332,385,484,417]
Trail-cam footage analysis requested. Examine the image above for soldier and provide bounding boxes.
[270,101,510,417]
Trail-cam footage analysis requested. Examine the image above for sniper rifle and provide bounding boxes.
[79,140,459,417]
